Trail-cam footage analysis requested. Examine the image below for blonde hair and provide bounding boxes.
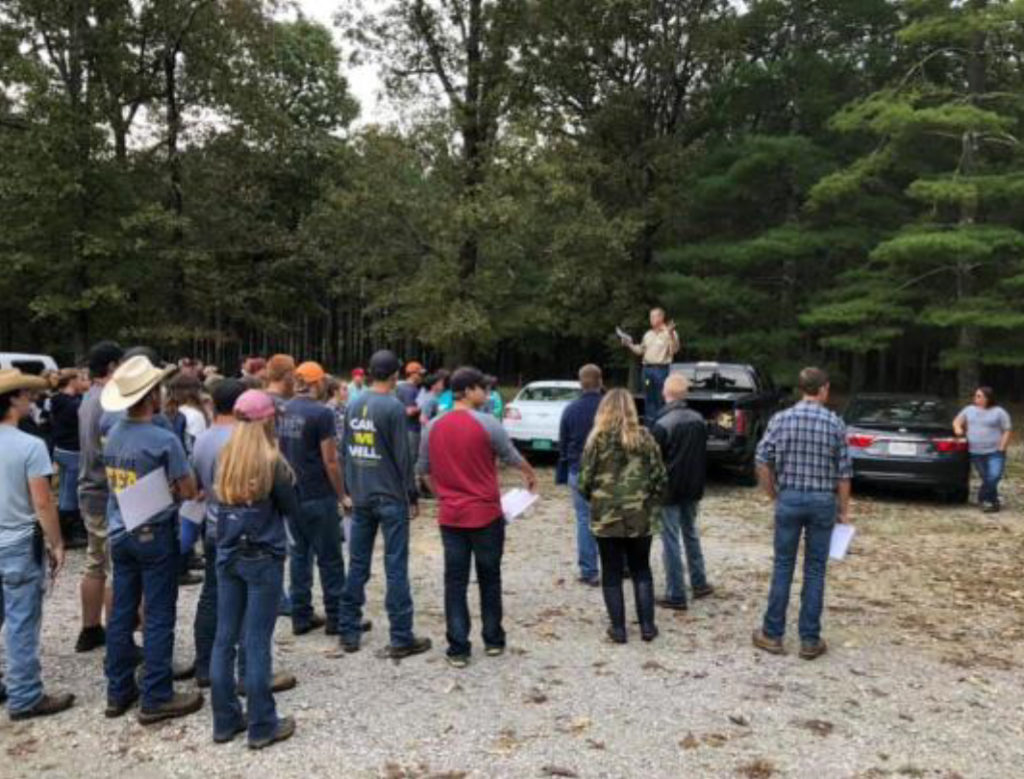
[216,418,281,505]
[586,388,645,453]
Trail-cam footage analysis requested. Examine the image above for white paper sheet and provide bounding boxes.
[180,499,207,525]
[829,524,856,560]
[115,468,174,532]
[502,489,539,521]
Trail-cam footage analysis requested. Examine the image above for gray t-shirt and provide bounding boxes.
[191,424,234,529]
[77,384,108,515]
[958,405,1012,455]
[343,390,417,508]
[0,425,53,548]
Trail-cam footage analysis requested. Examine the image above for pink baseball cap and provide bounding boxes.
[234,390,276,422]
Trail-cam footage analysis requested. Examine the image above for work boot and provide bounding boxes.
[292,613,327,636]
[9,693,75,721]
[248,716,296,750]
[75,625,106,653]
[137,691,204,725]
[633,578,658,642]
[601,585,627,644]
[386,636,432,659]
[238,672,297,697]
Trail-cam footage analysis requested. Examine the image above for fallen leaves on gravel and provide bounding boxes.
[793,719,834,737]
[736,758,777,778]
[540,766,579,778]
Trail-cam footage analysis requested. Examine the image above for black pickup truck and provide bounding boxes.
[638,362,790,483]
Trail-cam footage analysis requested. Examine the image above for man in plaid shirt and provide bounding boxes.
[752,367,852,660]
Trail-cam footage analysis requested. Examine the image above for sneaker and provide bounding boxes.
[238,672,297,697]
[982,502,1001,514]
[292,614,327,636]
[326,619,372,636]
[799,639,828,661]
[105,690,139,718]
[137,691,204,725]
[249,716,296,750]
[9,693,75,721]
[214,717,248,744]
[656,598,688,611]
[75,625,106,653]
[178,571,203,586]
[386,636,432,660]
[446,655,470,669]
[485,646,505,658]
[692,584,715,599]
[752,629,785,655]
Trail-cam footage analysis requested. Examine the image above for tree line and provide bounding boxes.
[2,0,1023,399]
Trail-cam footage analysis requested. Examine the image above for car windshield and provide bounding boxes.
[674,366,755,392]
[518,386,581,403]
[846,398,952,426]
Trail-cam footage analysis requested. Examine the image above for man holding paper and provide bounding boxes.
[418,367,537,668]
[752,367,852,661]
[619,307,680,426]
[101,356,203,723]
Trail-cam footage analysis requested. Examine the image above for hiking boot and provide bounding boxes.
[633,579,658,642]
[105,690,139,718]
[137,691,204,725]
[249,716,296,750]
[656,597,688,611]
[75,625,106,653]
[292,614,327,636]
[326,619,372,636]
[752,629,785,655]
[692,584,715,599]
[214,717,248,744]
[446,654,470,669]
[602,584,627,644]
[9,693,75,721]
[799,639,828,661]
[238,672,297,697]
[178,571,203,586]
[485,646,505,658]
[386,637,432,659]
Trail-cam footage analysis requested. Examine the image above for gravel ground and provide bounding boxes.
[2,459,1022,779]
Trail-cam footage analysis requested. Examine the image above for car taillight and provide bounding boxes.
[932,437,968,454]
[735,409,748,436]
[847,434,876,448]
[504,407,521,421]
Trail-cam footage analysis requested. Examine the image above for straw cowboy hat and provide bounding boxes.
[101,355,176,412]
[0,369,49,395]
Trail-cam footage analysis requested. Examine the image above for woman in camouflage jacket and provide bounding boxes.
[579,389,667,644]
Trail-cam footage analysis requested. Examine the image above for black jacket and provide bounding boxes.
[652,400,707,503]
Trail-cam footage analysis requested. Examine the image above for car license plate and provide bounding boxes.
[888,441,917,457]
[532,439,554,451]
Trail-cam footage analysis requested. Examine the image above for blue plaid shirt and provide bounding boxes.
[756,401,853,493]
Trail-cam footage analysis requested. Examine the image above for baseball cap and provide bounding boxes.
[266,354,296,383]
[295,361,326,385]
[368,350,400,381]
[450,367,485,395]
[212,379,247,416]
[405,361,425,377]
[87,340,124,379]
[234,389,276,422]
[351,367,365,379]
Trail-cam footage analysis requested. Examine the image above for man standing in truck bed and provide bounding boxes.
[620,308,680,426]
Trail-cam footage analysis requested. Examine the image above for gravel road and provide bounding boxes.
[2,463,1022,779]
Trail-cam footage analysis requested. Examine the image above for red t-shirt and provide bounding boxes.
[423,409,523,529]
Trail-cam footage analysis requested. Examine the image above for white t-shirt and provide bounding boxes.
[180,406,208,452]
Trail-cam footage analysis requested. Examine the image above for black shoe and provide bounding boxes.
[178,571,203,586]
[75,625,106,653]
[188,556,206,571]
[633,578,658,642]
[602,584,627,644]
[195,676,210,689]
[340,638,361,654]
[692,584,715,599]
[105,690,139,718]
[578,576,600,588]
[656,597,688,611]
[386,637,432,659]
[137,691,204,725]
[10,693,75,721]
[982,502,1001,514]
[0,687,7,706]
[292,614,327,636]
[214,717,248,744]
[173,660,196,681]
[325,619,372,636]
[248,716,295,750]
[65,531,88,550]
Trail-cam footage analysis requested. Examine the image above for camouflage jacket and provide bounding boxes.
[578,428,668,538]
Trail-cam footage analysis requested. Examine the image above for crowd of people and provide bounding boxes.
[0,322,1013,750]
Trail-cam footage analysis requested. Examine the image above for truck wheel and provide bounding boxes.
[738,458,758,487]
[947,485,969,504]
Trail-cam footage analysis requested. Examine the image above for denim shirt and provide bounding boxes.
[214,459,298,561]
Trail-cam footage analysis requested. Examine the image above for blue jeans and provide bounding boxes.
[339,498,414,647]
[971,452,1006,505]
[568,469,599,581]
[287,496,345,632]
[660,501,708,604]
[194,533,247,683]
[0,538,45,714]
[53,448,80,513]
[211,552,283,743]
[441,519,505,657]
[762,491,836,644]
[643,365,669,426]
[106,521,179,709]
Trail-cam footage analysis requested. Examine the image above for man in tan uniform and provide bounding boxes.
[621,308,680,426]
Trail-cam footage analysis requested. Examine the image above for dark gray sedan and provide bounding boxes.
[843,394,970,502]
